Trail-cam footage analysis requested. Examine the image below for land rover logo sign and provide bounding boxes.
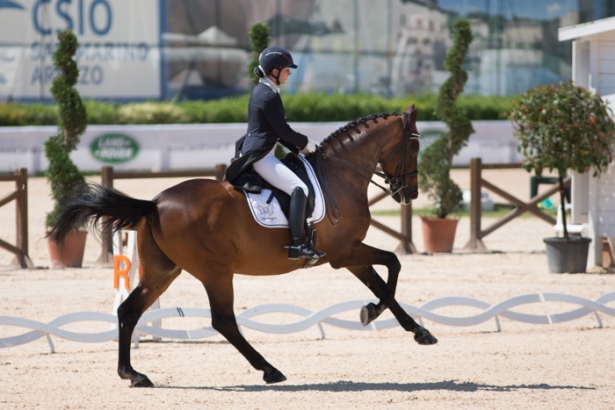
[91,133,139,163]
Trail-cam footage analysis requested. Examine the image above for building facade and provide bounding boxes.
[1,0,614,101]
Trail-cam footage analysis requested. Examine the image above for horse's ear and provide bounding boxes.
[405,104,417,122]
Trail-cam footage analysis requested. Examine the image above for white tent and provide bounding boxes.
[559,16,615,268]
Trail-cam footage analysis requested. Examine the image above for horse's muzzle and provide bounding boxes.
[393,189,418,205]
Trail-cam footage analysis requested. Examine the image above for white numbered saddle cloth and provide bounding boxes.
[245,155,325,228]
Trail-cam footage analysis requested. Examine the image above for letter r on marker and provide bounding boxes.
[113,255,131,290]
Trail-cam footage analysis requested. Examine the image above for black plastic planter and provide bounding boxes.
[543,237,592,273]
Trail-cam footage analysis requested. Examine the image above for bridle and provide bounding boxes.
[315,112,420,225]
[380,113,421,195]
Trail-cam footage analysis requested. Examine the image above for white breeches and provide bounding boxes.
[252,147,308,196]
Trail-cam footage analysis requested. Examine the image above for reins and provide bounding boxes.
[315,112,420,226]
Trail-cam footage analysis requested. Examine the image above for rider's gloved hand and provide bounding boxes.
[301,139,318,154]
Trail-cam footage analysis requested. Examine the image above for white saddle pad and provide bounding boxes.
[245,155,325,228]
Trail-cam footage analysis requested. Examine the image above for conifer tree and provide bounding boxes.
[419,19,473,218]
[44,30,86,227]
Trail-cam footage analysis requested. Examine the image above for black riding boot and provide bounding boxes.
[288,187,326,260]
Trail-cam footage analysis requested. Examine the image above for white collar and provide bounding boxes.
[259,77,280,94]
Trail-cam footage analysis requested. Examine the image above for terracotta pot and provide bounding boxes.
[421,216,459,253]
[46,231,87,268]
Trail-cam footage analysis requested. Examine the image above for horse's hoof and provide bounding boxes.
[118,366,134,380]
[263,368,287,384]
[360,303,378,326]
[414,329,438,345]
[131,373,154,388]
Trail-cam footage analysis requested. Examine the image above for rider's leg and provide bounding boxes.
[252,150,324,260]
[252,149,307,196]
[287,187,325,260]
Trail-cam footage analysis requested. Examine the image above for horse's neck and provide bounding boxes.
[317,130,385,199]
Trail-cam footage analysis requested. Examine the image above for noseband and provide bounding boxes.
[316,112,420,224]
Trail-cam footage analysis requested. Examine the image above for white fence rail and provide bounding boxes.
[2,292,615,353]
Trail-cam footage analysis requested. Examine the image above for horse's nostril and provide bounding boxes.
[410,191,418,200]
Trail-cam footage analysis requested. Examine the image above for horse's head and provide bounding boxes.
[379,105,420,204]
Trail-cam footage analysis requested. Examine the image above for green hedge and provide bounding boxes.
[0,93,515,126]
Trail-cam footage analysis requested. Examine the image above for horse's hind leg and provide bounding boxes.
[200,270,286,384]
[117,222,181,387]
[346,265,437,345]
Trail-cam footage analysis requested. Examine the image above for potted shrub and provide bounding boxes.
[418,19,474,253]
[509,81,615,273]
[45,30,88,268]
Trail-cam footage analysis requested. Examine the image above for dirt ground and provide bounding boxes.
[1,170,614,410]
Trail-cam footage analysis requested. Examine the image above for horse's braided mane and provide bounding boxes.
[319,112,401,148]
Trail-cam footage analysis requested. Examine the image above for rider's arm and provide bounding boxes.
[261,93,308,152]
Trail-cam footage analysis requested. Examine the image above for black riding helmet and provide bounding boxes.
[257,46,297,85]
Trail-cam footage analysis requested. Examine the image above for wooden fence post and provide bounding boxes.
[99,166,114,265]
[464,158,488,252]
[396,203,416,253]
[15,168,31,268]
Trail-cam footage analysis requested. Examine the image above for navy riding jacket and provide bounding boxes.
[242,82,308,154]
[225,82,309,192]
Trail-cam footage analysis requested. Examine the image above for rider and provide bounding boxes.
[225,46,325,261]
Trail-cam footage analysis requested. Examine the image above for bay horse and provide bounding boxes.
[49,104,437,388]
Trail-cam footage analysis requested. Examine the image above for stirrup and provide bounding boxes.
[288,242,326,260]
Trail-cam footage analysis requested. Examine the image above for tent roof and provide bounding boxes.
[559,15,615,41]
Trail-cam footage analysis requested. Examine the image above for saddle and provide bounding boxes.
[241,153,325,230]
[261,152,316,220]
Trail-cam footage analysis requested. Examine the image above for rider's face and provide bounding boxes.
[275,67,291,85]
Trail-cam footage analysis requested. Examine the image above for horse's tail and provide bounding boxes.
[47,184,157,245]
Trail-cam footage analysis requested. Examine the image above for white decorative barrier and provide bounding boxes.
[1,292,614,353]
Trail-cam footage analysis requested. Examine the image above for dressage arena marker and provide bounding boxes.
[1,291,614,353]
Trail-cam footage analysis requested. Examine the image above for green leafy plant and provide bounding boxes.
[509,81,615,238]
[44,30,86,227]
[0,94,515,125]
[418,18,474,218]
[116,102,190,124]
[247,23,270,85]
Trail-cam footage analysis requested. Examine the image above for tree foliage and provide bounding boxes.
[509,81,615,238]
[418,18,474,218]
[247,23,271,85]
[44,30,86,227]
[509,81,614,177]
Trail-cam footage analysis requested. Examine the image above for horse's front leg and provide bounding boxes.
[346,265,438,345]
[339,243,401,324]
